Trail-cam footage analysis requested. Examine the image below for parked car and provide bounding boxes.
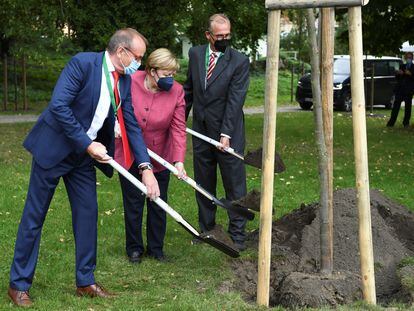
[296,55,403,111]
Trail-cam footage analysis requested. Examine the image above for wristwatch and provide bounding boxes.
[139,163,153,173]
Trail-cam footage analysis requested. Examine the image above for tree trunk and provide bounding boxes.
[320,7,335,274]
[13,57,18,111]
[22,55,28,110]
[305,8,330,273]
[2,54,7,110]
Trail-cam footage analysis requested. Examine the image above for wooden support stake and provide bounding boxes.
[266,0,369,10]
[257,9,280,307]
[320,7,335,274]
[348,6,376,304]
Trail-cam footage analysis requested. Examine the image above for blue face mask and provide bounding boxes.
[121,48,140,75]
[407,58,413,65]
[155,72,174,91]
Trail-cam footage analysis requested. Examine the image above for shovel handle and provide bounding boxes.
[148,149,215,201]
[186,128,244,160]
[147,149,179,175]
[108,159,199,236]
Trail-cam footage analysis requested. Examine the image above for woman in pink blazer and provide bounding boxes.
[115,48,186,263]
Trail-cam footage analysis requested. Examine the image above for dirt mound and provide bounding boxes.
[244,148,286,173]
[232,189,261,212]
[231,188,414,308]
[201,224,236,249]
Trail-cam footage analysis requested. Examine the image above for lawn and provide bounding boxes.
[0,110,413,310]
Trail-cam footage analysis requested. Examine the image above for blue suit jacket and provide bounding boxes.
[23,52,150,177]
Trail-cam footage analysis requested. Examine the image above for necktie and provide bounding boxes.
[206,52,217,81]
[112,71,134,169]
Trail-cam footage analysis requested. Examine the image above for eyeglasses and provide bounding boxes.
[122,47,142,62]
[209,32,232,41]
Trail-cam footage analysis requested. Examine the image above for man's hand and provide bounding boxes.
[218,136,230,152]
[174,162,187,179]
[405,69,412,76]
[142,169,160,200]
[86,142,111,163]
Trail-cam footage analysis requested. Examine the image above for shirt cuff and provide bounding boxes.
[220,133,231,139]
[138,162,152,168]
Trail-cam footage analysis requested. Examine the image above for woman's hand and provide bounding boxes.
[174,162,186,179]
[141,169,160,200]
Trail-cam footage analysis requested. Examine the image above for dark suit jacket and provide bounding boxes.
[395,63,414,95]
[184,44,249,150]
[23,52,150,177]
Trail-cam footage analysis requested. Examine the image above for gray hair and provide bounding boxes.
[107,28,148,53]
[207,13,231,32]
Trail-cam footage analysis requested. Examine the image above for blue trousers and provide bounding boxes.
[119,167,170,258]
[9,153,98,290]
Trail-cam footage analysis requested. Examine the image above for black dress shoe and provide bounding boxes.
[128,251,142,263]
[148,253,169,262]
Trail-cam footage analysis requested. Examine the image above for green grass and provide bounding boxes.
[0,111,413,310]
[245,71,299,108]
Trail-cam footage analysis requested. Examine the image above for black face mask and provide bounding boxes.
[214,39,230,53]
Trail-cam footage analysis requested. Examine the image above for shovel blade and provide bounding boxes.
[244,148,286,173]
[218,198,255,221]
[199,235,240,258]
[178,223,240,258]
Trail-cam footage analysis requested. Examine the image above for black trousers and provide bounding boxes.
[192,124,247,244]
[119,166,170,257]
[387,93,413,127]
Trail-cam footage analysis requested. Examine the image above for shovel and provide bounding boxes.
[186,128,285,173]
[108,158,240,258]
[147,149,255,221]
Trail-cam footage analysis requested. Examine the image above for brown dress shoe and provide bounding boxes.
[8,287,33,307]
[76,283,116,298]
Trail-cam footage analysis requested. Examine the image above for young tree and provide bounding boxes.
[305,8,331,273]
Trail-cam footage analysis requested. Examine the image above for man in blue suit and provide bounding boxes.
[7,28,160,307]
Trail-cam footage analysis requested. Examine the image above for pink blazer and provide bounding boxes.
[115,71,186,172]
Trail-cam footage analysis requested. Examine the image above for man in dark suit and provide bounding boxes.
[387,52,414,127]
[184,14,250,251]
[7,28,160,307]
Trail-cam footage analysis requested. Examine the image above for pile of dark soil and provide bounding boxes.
[201,224,236,249]
[244,148,286,173]
[232,189,261,212]
[230,188,414,308]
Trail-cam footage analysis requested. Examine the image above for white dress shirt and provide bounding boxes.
[208,44,222,68]
[85,52,151,168]
[86,51,114,140]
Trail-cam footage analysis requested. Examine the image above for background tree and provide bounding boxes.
[64,0,188,54]
[337,1,414,56]
[0,0,62,110]
[282,10,310,63]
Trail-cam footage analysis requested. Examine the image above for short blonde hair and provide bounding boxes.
[146,48,179,73]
